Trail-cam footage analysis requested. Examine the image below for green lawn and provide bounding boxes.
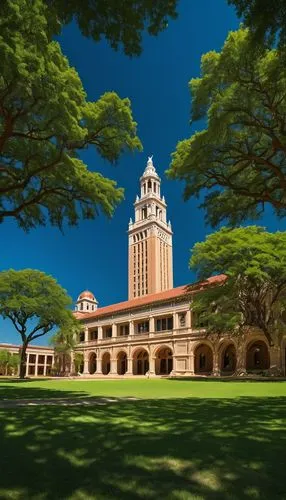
[0,379,286,499]
[1,377,286,400]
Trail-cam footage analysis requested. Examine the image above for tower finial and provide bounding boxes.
[147,155,153,166]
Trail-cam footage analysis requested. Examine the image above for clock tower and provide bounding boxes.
[128,157,173,299]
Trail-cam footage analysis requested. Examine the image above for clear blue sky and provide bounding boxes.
[2,0,286,345]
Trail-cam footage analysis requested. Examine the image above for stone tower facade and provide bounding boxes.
[128,156,173,299]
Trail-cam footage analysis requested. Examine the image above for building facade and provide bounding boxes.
[1,158,286,378]
[0,343,54,376]
[74,158,286,378]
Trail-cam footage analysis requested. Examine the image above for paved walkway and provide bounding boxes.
[0,396,139,408]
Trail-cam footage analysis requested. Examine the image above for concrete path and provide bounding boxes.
[0,396,140,408]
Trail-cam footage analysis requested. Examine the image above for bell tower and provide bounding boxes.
[128,156,173,299]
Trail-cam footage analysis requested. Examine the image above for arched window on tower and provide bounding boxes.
[142,206,147,219]
[148,180,152,192]
[153,183,156,193]
[143,183,146,195]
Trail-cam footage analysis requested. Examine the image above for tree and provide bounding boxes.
[167,28,286,227]
[45,0,178,57]
[0,0,142,231]
[228,0,286,49]
[0,269,79,378]
[50,325,79,375]
[190,226,286,346]
[74,352,84,373]
[0,350,20,375]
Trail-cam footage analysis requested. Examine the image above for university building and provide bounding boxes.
[73,157,286,377]
[1,158,285,377]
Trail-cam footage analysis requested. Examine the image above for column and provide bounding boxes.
[83,351,89,374]
[212,351,219,376]
[186,309,192,329]
[129,320,134,336]
[126,357,133,375]
[25,353,29,377]
[189,353,194,375]
[270,345,281,374]
[43,355,47,376]
[236,342,246,374]
[95,356,102,375]
[112,323,117,338]
[98,326,103,341]
[149,316,155,337]
[110,357,117,375]
[173,313,178,332]
[149,356,155,376]
[84,327,88,343]
[35,354,39,377]
[70,351,75,375]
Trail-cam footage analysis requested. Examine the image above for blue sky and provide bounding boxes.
[2,0,286,345]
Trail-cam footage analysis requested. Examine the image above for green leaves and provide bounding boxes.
[167,28,286,226]
[44,0,178,57]
[0,0,142,231]
[0,269,76,342]
[190,227,286,344]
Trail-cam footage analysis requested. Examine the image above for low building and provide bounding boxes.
[0,343,54,376]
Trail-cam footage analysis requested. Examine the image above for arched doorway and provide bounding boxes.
[89,353,97,374]
[102,352,111,375]
[133,349,149,375]
[194,344,213,374]
[246,340,270,371]
[155,347,173,375]
[117,351,127,375]
[220,344,236,375]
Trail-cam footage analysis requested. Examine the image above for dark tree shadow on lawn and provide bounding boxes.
[0,397,286,500]
[0,379,91,400]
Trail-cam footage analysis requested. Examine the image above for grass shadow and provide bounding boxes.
[0,397,285,499]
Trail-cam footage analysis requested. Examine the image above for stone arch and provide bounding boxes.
[246,340,270,371]
[133,348,149,375]
[194,343,213,374]
[88,352,97,375]
[117,350,127,375]
[102,352,111,375]
[219,342,237,375]
[155,346,173,375]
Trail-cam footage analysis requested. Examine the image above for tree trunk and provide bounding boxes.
[19,343,28,379]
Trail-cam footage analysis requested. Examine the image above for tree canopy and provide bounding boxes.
[45,0,178,56]
[190,226,286,346]
[0,269,79,377]
[0,0,142,231]
[228,0,286,49]
[167,28,286,227]
[50,325,80,375]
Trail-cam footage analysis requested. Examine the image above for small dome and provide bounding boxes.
[78,290,96,301]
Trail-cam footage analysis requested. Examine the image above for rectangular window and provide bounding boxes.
[79,331,85,343]
[119,324,129,336]
[38,355,45,364]
[155,317,173,332]
[179,313,186,327]
[29,354,36,364]
[103,327,112,338]
[136,321,149,334]
[89,329,98,341]
[47,356,53,365]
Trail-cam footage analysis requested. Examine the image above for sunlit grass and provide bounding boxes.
[0,377,286,400]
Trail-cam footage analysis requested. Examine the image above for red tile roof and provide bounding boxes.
[74,274,226,321]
